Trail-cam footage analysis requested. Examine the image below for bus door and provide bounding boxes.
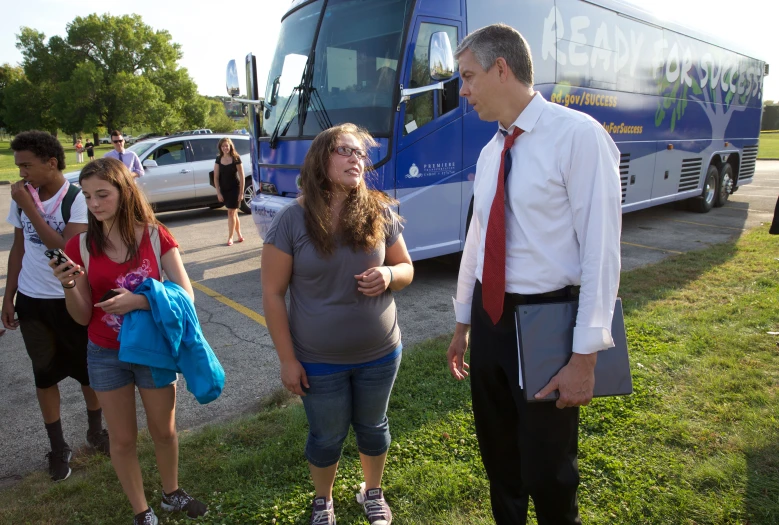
[395,18,463,259]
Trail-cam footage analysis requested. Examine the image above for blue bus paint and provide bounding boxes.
[244,0,766,261]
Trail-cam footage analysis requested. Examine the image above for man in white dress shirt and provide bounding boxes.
[446,24,622,524]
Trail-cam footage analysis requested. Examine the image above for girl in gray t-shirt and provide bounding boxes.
[262,123,414,525]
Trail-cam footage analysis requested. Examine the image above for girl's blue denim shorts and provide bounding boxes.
[87,340,176,392]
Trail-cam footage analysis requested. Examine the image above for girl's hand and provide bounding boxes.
[94,288,139,315]
[49,258,85,286]
[216,192,224,203]
[354,266,391,297]
[280,359,309,397]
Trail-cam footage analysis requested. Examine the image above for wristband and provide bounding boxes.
[62,281,76,289]
[386,265,394,284]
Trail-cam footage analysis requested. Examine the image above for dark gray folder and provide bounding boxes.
[515,298,632,402]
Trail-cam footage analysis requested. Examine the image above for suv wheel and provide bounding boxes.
[240,178,254,214]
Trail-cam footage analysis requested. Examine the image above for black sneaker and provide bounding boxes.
[133,507,158,525]
[356,482,392,525]
[310,497,336,525]
[87,428,110,456]
[160,488,208,519]
[45,446,72,482]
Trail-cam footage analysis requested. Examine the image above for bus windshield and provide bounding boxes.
[262,0,412,139]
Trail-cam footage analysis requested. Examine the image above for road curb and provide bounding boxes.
[759,158,779,161]
[0,180,10,185]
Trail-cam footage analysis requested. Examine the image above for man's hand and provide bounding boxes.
[447,323,471,380]
[535,352,597,409]
[10,181,35,213]
[1,297,19,330]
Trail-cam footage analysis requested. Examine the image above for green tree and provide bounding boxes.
[7,14,204,139]
[0,63,25,129]
[205,98,236,133]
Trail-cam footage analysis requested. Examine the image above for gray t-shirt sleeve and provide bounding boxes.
[385,208,404,248]
[264,203,296,255]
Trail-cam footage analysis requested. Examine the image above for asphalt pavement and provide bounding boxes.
[0,161,777,488]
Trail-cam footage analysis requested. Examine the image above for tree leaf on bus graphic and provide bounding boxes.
[670,107,677,132]
[725,90,734,105]
[663,95,673,109]
[654,106,666,127]
[691,78,703,96]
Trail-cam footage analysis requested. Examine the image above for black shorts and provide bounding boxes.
[16,292,90,389]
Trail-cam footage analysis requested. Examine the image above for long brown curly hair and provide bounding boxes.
[79,158,170,263]
[217,137,241,162]
[300,123,398,256]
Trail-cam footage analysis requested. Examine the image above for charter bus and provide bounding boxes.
[227,0,767,261]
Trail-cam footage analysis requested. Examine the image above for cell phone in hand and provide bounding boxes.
[99,289,121,302]
[44,248,82,274]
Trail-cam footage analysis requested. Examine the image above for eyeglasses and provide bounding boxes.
[112,139,124,144]
[334,145,367,160]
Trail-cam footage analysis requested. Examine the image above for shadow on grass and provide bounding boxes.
[618,236,739,314]
[745,439,779,525]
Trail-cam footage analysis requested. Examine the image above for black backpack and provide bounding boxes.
[18,184,82,225]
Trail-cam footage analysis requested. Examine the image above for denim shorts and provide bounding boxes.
[87,340,176,392]
[301,352,402,468]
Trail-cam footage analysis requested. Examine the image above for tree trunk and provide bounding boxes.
[93,132,99,144]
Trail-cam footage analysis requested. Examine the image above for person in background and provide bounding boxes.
[2,130,108,482]
[213,137,245,246]
[262,123,413,525]
[446,24,621,525]
[49,158,207,525]
[103,130,143,179]
[86,139,95,162]
[75,139,85,164]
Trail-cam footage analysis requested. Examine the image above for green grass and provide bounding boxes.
[0,140,113,183]
[1,226,778,524]
[758,132,779,159]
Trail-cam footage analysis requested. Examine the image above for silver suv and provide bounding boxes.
[66,133,254,214]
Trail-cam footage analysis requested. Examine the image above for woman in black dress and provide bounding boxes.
[214,137,245,246]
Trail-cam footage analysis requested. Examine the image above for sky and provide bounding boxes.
[0,0,776,103]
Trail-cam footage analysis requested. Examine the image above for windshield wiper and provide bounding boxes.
[296,50,333,136]
[269,84,300,149]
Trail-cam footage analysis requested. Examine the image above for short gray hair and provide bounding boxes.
[455,23,534,87]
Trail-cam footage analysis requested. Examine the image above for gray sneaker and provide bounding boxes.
[133,508,158,525]
[356,482,392,525]
[160,487,208,519]
[311,497,336,525]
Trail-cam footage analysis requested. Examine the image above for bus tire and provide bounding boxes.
[688,164,718,213]
[714,163,733,208]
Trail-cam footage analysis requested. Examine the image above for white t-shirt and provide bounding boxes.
[6,184,88,299]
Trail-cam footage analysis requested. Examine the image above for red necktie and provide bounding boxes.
[482,127,523,325]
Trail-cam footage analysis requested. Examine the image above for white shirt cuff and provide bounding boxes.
[572,326,614,355]
[452,297,472,325]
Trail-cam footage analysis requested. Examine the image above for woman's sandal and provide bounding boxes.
[237,236,245,243]
[227,239,234,246]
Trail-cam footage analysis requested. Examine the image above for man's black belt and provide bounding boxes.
[504,285,580,307]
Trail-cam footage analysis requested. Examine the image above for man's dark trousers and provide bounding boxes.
[470,280,582,525]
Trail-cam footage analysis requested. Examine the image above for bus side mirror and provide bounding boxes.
[226,60,241,97]
[429,32,454,81]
